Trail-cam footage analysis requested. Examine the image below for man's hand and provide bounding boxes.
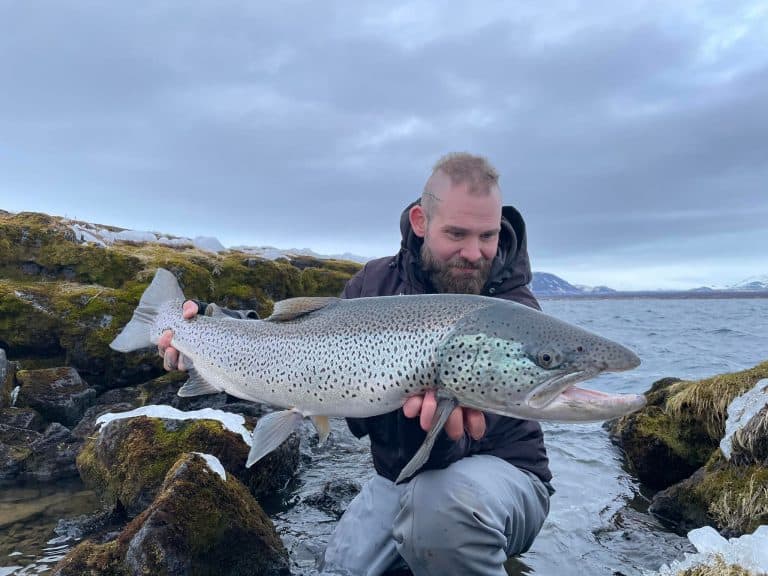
[402,390,486,441]
[157,300,198,371]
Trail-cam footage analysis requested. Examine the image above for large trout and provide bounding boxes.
[111,268,644,482]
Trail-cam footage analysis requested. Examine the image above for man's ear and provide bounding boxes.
[409,205,427,238]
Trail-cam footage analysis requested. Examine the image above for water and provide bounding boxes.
[2,298,768,575]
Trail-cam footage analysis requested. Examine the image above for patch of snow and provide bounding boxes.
[720,378,768,459]
[648,525,768,575]
[192,236,226,252]
[192,452,227,481]
[95,405,252,445]
[69,223,225,254]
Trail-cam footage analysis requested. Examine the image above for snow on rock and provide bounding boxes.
[69,222,226,254]
[192,452,227,481]
[648,525,768,575]
[95,405,252,445]
[720,378,768,459]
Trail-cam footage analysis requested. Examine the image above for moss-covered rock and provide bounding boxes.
[650,451,768,538]
[609,363,768,489]
[16,367,97,426]
[77,415,299,516]
[54,453,290,576]
[0,210,361,386]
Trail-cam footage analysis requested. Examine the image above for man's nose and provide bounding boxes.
[459,239,482,262]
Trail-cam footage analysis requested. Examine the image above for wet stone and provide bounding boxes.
[16,367,97,426]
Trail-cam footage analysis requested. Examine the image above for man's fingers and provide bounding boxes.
[402,395,423,418]
[158,330,173,354]
[444,407,465,440]
[465,409,487,440]
[163,348,179,371]
[182,300,198,319]
[419,390,437,431]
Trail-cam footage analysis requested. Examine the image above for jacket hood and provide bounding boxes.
[396,199,534,294]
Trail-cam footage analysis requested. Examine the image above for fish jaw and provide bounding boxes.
[528,385,647,422]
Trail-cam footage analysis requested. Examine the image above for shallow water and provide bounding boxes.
[2,297,768,575]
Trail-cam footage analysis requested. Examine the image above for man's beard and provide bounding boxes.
[420,243,492,295]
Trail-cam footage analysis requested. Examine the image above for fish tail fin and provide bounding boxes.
[246,409,304,467]
[110,268,185,352]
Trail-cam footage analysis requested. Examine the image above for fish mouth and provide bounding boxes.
[524,370,646,421]
[525,369,598,409]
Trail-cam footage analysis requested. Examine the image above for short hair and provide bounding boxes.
[421,153,500,218]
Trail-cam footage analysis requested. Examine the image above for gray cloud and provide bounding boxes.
[1,0,766,289]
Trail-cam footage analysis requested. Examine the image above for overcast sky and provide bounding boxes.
[1,1,766,290]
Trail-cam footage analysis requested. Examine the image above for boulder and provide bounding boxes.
[24,423,83,482]
[16,367,97,426]
[304,478,362,520]
[77,414,299,516]
[53,453,290,576]
[0,415,83,483]
[650,452,768,538]
[609,363,768,490]
[0,424,40,483]
[0,406,44,431]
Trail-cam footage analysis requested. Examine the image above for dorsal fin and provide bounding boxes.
[266,297,339,322]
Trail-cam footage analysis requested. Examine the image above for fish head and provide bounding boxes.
[436,300,644,422]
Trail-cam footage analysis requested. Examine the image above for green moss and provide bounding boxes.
[52,539,128,576]
[0,210,359,385]
[77,417,248,514]
[0,280,62,354]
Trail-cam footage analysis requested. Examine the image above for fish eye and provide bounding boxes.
[536,350,559,368]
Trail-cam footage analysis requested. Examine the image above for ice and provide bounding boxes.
[720,378,768,459]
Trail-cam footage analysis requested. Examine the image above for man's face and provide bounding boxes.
[413,179,502,294]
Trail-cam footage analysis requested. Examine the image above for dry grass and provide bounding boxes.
[731,407,768,465]
[708,474,768,535]
[676,554,759,575]
[666,365,768,441]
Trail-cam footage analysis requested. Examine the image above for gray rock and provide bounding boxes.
[304,478,362,519]
[0,407,44,431]
[24,423,83,482]
[124,453,290,576]
[16,367,97,426]
[0,424,41,482]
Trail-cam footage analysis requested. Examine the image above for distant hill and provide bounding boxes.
[729,275,768,291]
[528,272,617,296]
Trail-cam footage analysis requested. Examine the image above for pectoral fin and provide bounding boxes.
[247,409,304,467]
[177,363,222,397]
[395,397,459,484]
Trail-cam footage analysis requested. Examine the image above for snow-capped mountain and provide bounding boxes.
[729,275,768,291]
[530,272,583,296]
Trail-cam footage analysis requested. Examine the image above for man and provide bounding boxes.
[159,153,552,576]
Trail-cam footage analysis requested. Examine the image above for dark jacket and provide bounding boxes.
[342,201,552,485]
